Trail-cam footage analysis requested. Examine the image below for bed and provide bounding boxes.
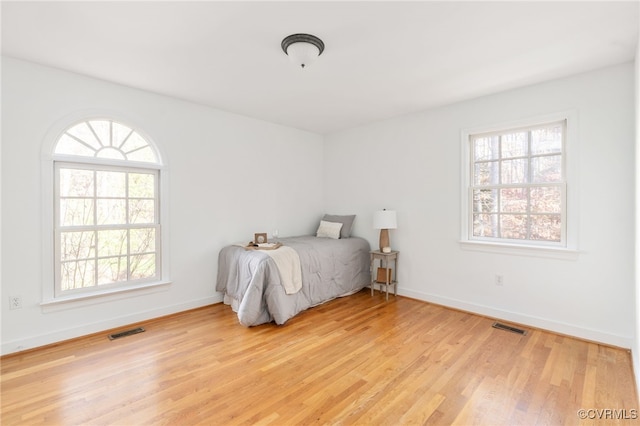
[216,234,371,326]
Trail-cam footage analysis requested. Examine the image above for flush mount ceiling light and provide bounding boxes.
[281,33,325,69]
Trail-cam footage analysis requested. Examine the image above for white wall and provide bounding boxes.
[1,57,636,356]
[634,22,640,400]
[325,62,636,348]
[1,57,324,354]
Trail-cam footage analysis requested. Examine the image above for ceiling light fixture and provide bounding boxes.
[281,33,325,69]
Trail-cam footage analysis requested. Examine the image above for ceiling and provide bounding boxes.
[2,1,638,135]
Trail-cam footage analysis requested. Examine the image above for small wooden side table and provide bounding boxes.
[370,250,399,301]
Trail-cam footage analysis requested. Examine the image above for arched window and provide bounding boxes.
[55,120,158,162]
[52,119,163,298]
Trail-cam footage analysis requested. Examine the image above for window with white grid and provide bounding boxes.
[468,120,566,246]
[53,119,162,297]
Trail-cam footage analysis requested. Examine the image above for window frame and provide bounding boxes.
[41,113,171,307]
[54,161,161,298]
[460,111,579,259]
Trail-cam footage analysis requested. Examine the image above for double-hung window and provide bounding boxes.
[52,119,163,298]
[467,120,566,247]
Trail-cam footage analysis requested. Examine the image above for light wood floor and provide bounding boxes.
[2,290,638,425]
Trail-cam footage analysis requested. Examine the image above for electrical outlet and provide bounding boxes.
[495,274,504,286]
[9,296,22,310]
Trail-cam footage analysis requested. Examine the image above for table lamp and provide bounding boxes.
[373,209,397,253]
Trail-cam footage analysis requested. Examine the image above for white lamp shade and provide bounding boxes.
[373,210,397,229]
[286,42,320,68]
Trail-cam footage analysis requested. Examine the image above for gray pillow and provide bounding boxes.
[322,214,356,238]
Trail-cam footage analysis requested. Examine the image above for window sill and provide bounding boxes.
[41,280,172,313]
[459,240,579,260]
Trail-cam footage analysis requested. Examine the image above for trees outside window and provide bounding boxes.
[468,121,566,246]
[53,119,162,297]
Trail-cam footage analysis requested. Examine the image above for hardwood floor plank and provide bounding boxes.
[2,290,637,425]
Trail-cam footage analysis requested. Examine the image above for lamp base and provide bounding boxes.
[379,229,390,252]
[382,247,391,253]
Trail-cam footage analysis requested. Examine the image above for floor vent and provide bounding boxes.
[108,327,145,340]
[492,322,527,336]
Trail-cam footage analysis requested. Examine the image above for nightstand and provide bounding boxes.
[370,250,398,301]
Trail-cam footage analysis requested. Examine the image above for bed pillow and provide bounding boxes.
[322,214,356,238]
[316,220,343,239]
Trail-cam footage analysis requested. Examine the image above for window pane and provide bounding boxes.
[127,147,156,163]
[129,199,155,223]
[97,256,128,285]
[55,120,158,163]
[530,214,561,242]
[473,214,498,237]
[532,154,562,183]
[474,136,499,161]
[130,253,156,280]
[61,260,95,290]
[61,231,95,261]
[112,122,133,148]
[97,229,127,257]
[60,198,94,226]
[472,189,498,213]
[96,171,126,197]
[55,134,97,156]
[66,123,102,150]
[531,126,562,155]
[468,120,565,246]
[96,147,126,160]
[530,186,561,213]
[501,132,527,158]
[88,120,111,147]
[59,168,94,197]
[500,214,528,239]
[97,199,126,225]
[501,158,528,184]
[130,228,155,254]
[129,173,155,198]
[500,188,527,213]
[474,161,499,185]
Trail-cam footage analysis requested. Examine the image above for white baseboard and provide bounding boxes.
[4,289,632,355]
[398,288,633,349]
[1,294,224,356]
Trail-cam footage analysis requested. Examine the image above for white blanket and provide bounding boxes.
[263,246,302,294]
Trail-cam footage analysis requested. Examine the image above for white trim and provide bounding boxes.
[52,153,164,170]
[460,110,579,254]
[459,240,580,261]
[398,288,632,349]
[41,111,171,304]
[41,280,172,311]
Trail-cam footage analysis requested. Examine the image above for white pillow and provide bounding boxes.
[316,220,343,239]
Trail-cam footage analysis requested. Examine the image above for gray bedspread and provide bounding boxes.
[216,236,371,326]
